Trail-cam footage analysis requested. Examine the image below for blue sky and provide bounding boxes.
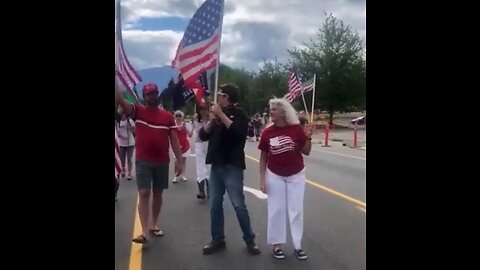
[119,0,366,72]
[129,17,188,32]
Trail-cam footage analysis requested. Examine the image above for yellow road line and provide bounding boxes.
[245,154,366,208]
[129,197,142,270]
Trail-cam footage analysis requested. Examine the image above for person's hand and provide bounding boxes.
[174,159,184,175]
[305,125,313,138]
[210,104,224,117]
[260,180,267,194]
[209,111,217,121]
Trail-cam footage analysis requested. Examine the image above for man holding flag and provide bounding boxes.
[199,84,261,255]
[116,83,184,244]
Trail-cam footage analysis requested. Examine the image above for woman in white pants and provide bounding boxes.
[258,98,312,260]
[192,105,211,199]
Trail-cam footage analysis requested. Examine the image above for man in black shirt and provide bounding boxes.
[199,84,260,255]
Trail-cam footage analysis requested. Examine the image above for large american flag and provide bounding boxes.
[283,70,315,102]
[172,0,224,88]
[115,0,141,104]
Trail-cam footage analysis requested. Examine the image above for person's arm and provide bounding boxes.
[188,122,194,138]
[199,113,216,141]
[258,131,269,193]
[127,119,136,137]
[169,131,183,160]
[115,88,135,117]
[259,151,268,193]
[300,125,312,156]
[166,114,183,160]
[212,105,248,140]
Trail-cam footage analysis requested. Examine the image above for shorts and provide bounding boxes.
[135,160,169,191]
[119,146,134,167]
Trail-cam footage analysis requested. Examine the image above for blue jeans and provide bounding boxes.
[209,164,256,244]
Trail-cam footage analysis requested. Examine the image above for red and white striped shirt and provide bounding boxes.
[133,105,176,163]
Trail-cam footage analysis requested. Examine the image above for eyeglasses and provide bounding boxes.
[175,115,182,117]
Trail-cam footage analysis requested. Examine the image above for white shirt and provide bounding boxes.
[192,120,208,143]
[117,119,135,147]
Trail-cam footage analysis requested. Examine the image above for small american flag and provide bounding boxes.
[284,70,314,102]
[284,71,303,102]
[115,0,141,104]
[172,0,224,88]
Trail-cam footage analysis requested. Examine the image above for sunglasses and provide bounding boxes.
[175,115,183,117]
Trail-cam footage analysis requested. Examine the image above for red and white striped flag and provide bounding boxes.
[284,71,303,102]
[172,0,224,88]
[283,70,315,102]
[115,0,141,104]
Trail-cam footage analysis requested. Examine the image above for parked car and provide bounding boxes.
[351,115,366,126]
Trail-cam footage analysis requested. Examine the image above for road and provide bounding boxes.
[115,138,366,270]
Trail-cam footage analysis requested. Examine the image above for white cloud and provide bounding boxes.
[118,0,366,71]
[122,30,183,70]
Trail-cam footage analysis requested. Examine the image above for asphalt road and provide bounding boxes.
[115,138,366,270]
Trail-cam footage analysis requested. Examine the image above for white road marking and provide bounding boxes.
[243,186,268,200]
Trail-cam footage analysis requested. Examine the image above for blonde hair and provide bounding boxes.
[269,98,300,125]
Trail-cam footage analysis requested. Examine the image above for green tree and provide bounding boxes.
[248,59,288,115]
[288,14,366,124]
[160,78,176,111]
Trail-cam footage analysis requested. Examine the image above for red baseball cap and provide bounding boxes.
[142,83,159,95]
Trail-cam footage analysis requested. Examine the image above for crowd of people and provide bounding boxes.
[115,82,313,260]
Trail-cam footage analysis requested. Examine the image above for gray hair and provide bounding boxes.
[174,110,184,118]
[269,98,300,125]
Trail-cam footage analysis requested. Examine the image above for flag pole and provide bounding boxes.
[213,0,225,104]
[301,92,309,115]
[310,73,316,123]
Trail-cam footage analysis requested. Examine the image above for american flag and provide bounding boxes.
[302,77,315,92]
[115,0,141,104]
[283,70,314,102]
[284,71,303,102]
[172,0,224,88]
[115,126,122,182]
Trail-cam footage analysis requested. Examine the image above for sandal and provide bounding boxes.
[132,235,147,244]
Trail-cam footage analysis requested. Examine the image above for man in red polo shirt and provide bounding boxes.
[115,83,183,244]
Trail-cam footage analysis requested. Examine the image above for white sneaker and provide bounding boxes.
[181,176,187,182]
[172,177,178,183]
